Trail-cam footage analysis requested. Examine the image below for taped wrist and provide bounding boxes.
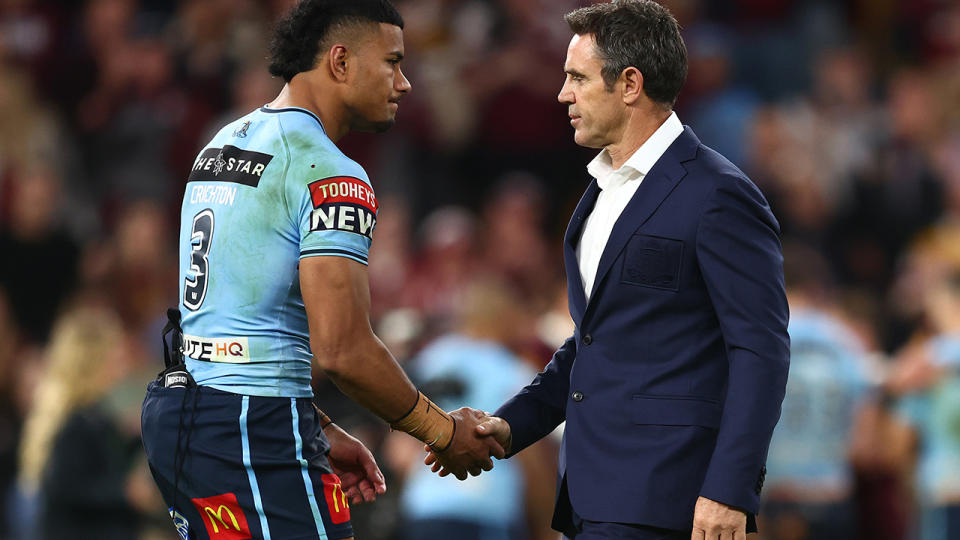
[314,405,333,430]
[390,391,455,452]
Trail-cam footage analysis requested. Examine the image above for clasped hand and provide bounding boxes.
[422,407,510,480]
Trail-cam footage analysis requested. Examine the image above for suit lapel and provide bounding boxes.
[585,127,700,308]
[564,179,600,324]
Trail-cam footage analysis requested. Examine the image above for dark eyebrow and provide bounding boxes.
[565,69,586,78]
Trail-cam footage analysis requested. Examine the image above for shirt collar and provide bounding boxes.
[587,112,684,190]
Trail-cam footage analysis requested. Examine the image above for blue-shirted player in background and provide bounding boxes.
[762,247,877,540]
[888,270,960,540]
[141,2,504,539]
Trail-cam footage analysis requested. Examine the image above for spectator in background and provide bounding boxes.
[0,289,22,539]
[479,173,557,313]
[105,200,177,337]
[15,305,144,540]
[386,278,556,540]
[761,246,878,540]
[682,24,758,168]
[834,69,944,298]
[403,206,480,333]
[367,195,415,319]
[888,270,960,540]
[0,166,79,345]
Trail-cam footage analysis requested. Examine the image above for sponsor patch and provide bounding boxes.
[189,145,273,187]
[182,335,251,363]
[321,473,351,524]
[169,507,191,540]
[191,493,251,540]
[307,177,378,238]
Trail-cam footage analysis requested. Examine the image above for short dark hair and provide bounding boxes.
[269,0,404,82]
[565,0,687,106]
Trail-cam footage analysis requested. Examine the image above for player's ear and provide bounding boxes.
[327,44,350,82]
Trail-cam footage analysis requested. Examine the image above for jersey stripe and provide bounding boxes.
[299,248,368,265]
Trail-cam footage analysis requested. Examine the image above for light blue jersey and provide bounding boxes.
[896,334,960,505]
[401,335,534,528]
[765,308,873,494]
[178,107,378,398]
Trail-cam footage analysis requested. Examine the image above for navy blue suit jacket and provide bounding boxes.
[496,127,790,534]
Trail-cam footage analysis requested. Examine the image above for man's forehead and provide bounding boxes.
[377,22,404,51]
[565,33,599,69]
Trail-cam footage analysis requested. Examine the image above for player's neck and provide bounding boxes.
[267,83,348,142]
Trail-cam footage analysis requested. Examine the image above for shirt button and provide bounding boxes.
[572,391,584,402]
[582,334,593,345]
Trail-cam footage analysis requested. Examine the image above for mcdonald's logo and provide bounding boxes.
[191,492,252,540]
[321,473,351,524]
[205,505,238,533]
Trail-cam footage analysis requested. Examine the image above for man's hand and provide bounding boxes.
[424,412,512,478]
[691,496,746,540]
[324,423,386,504]
[423,407,505,480]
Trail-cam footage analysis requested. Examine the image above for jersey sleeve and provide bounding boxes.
[286,151,378,265]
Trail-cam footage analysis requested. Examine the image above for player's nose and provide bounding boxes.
[396,68,411,94]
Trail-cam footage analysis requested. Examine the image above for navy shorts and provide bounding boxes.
[141,381,354,540]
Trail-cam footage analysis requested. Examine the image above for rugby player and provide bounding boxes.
[141,2,503,539]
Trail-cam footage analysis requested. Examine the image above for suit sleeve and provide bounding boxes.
[495,335,576,456]
[695,176,790,515]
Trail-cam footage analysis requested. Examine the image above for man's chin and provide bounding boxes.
[573,132,604,149]
[355,117,397,134]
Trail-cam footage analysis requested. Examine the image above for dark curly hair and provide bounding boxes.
[565,0,687,107]
[268,0,404,82]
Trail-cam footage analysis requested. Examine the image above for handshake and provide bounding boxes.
[421,407,512,481]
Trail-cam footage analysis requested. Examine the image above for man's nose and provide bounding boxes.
[558,81,573,104]
[397,69,412,94]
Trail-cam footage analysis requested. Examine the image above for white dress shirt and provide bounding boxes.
[577,112,684,301]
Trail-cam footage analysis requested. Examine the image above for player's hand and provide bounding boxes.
[423,407,505,480]
[423,410,510,479]
[323,423,386,505]
[691,496,747,540]
[424,413,512,475]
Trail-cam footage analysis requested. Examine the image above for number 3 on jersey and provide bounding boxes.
[184,209,214,311]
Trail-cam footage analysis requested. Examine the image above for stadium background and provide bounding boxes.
[1,0,959,538]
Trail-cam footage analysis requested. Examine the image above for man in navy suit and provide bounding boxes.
[427,1,789,539]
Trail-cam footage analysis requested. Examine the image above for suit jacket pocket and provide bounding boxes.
[621,234,683,290]
[632,394,721,429]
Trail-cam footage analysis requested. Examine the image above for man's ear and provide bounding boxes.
[621,66,644,105]
[327,44,350,82]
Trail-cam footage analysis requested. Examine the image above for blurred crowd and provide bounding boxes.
[1,0,959,539]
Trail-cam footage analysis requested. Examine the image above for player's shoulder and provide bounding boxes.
[258,107,371,185]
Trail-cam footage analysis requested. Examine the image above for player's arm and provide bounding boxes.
[301,255,417,419]
[300,256,504,478]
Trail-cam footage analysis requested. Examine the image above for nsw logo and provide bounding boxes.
[233,120,252,138]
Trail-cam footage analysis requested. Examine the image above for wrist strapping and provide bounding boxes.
[390,391,455,452]
[314,406,334,430]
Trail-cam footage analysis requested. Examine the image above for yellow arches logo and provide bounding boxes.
[203,505,240,533]
[190,492,251,539]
